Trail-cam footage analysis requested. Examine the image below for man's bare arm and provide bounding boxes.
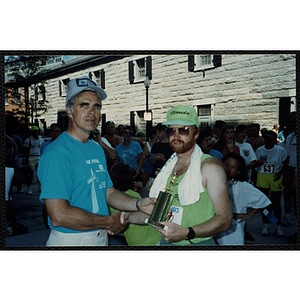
[194,157,232,236]
[120,211,150,225]
[157,157,232,243]
[106,186,156,216]
[98,139,117,160]
[45,198,125,233]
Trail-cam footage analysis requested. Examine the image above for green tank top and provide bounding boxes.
[109,190,161,246]
[160,154,216,246]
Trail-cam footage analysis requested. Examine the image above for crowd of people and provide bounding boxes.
[5,75,297,246]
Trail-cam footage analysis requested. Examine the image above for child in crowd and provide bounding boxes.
[255,130,287,237]
[215,153,271,245]
[109,162,160,246]
[234,124,257,182]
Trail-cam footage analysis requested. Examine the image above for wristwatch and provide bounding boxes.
[187,227,195,244]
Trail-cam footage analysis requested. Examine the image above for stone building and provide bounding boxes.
[6,53,297,135]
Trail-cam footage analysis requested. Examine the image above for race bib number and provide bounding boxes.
[262,164,275,173]
[170,205,183,225]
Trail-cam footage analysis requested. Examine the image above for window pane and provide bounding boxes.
[136,58,146,79]
[201,55,211,66]
[139,67,145,77]
[198,105,211,116]
[136,59,145,68]
[62,79,69,94]
[93,70,101,86]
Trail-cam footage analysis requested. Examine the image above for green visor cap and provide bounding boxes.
[162,104,200,128]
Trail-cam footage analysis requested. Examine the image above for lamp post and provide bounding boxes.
[144,77,151,135]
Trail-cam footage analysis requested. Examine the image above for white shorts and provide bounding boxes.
[46,229,108,246]
[28,156,40,172]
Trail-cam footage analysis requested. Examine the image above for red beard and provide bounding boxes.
[170,138,195,154]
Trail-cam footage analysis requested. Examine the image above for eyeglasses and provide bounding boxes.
[137,134,144,138]
[165,127,191,137]
[123,131,132,135]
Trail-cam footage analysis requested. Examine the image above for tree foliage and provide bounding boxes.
[5,55,52,128]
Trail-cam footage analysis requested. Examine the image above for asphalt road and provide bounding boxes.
[5,175,298,249]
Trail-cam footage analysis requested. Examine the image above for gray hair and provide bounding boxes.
[66,91,101,113]
[66,95,76,113]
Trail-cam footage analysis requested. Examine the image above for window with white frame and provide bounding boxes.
[59,78,70,96]
[129,56,152,84]
[62,79,69,96]
[92,70,101,86]
[188,55,222,73]
[197,104,212,127]
[135,58,146,81]
[130,110,149,134]
[90,69,105,89]
[195,55,213,71]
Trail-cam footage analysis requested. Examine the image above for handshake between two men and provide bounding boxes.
[106,195,157,236]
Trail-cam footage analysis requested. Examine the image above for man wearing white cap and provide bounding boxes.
[148,105,232,245]
[38,76,155,246]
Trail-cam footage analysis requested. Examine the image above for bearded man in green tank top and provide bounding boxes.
[122,105,232,246]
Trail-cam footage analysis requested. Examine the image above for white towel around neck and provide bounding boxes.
[149,144,204,206]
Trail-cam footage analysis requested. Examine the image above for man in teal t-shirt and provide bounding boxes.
[37,76,155,246]
[39,132,112,233]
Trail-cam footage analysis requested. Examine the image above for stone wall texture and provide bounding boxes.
[37,54,296,133]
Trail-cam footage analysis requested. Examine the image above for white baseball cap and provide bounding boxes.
[65,76,107,107]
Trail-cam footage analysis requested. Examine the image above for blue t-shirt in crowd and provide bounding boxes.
[209,149,224,160]
[115,141,143,171]
[37,132,113,233]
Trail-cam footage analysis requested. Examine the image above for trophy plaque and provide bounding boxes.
[147,173,177,229]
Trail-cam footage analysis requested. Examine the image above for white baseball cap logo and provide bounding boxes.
[76,78,96,87]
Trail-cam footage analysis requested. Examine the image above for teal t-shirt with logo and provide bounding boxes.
[38,132,113,233]
[115,141,143,172]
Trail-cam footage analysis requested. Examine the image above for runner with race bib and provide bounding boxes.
[255,130,288,237]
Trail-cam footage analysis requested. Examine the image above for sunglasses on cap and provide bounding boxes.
[165,126,192,137]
